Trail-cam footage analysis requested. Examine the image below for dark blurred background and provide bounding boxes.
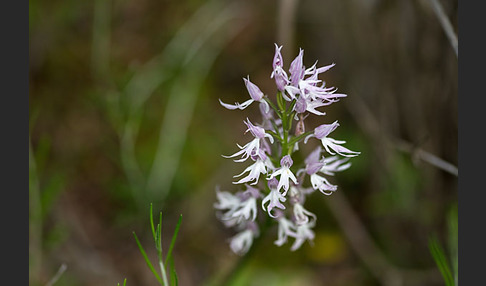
[29,0,457,285]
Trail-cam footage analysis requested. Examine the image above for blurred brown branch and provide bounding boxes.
[426,0,458,57]
[345,91,458,177]
[277,0,299,60]
[45,263,67,286]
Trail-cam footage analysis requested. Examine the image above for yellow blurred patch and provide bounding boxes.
[306,231,348,263]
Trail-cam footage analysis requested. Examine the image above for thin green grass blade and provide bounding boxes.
[429,236,454,286]
[164,214,182,266]
[150,204,156,242]
[448,205,458,285]
[133,232,163,285]
[169,255,179,286]
[157,219,163,259]
[117,278,127,286]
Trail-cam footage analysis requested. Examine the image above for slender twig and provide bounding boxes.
[427,0,458,57]
[345,91,458,177]
[395,139,458,176]
[45,263,67,286]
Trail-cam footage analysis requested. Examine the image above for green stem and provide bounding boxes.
[276,91,286,113]
[159,260,170,286]
[282,129,289,157]
[288,131,313,147]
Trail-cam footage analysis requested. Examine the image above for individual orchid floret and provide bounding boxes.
[217,185,260,224]
[310,172,337,195]
[214,187,242,213]
[229,229,253,255]
[272,43,284,71]
[286,77,345,104]
[274,211,297,246]
[262,189,287,218]
[320,156,352,176]
[290,220,316,251]
[233,150,273,185]
[228,186,259,223]
[289,48,305,87]
[296,146,321,176]
[223,118,274,163]
[297,149,338,195]
[229,221,259,255]
[292,202,317,226]
[268,155,298,194]
[219,76,269,112]
[261,178,287,217]
[285,54,347,105]
[243,118,274,143]
[214,188,245,228]
[305,120,360,157]
[271,44,289,91]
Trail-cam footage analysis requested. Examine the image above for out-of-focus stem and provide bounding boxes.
[29,139,42,283]
[345,90,458,177]
[45,264,67,286]
[427,0,458,57]
[277,0,299,61]
[159,260,169,286]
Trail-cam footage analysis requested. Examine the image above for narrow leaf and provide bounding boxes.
[448,205,458,285]
[429,236,454,286]
[157,219,163,259]
[165,214,183,266]
[133,232,163,285]
[266,130,283,143]
[169,255,179,286]
[150,204,156,242]
[288,131,313,146]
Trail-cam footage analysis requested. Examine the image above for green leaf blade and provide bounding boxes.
[429,236,455,286]
[133,232,164,285]
[164,214,182,266]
